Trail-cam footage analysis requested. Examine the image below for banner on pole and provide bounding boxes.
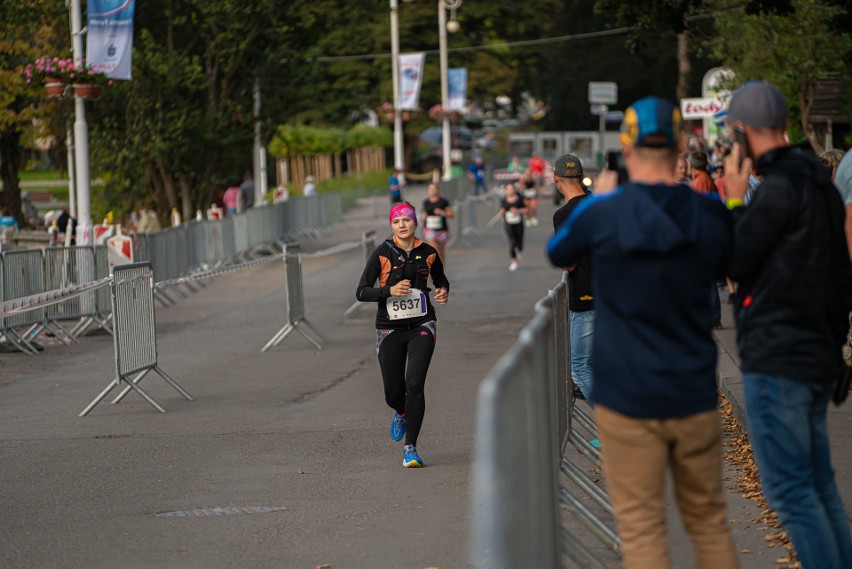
[447,68,468,111]
[86,0,136,80]
[398,52,425,111]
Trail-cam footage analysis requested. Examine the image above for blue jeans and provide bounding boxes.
[743,373,852,569]
[570,310,594,402]
[472,178,487,196]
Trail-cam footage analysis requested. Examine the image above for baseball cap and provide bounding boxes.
[726,81,787,129]
[620,97,683,148]
[553,154,584,178]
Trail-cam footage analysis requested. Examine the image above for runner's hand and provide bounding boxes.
[434,288,448,304]
[390,280,411,296]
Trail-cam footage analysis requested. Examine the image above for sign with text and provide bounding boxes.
[86,0,136,80]
[398,52,425,111]
[447,68,468,111]
[588,82,617,105]
[681,97,726,120]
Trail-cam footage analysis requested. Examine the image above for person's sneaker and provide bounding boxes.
[509,261,518,272]
[713,320,723,330]
[589,438,602,450]
[572,387,586,400]
[403,444,424,468]
[390,413,406,441]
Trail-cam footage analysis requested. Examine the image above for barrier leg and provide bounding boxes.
[261,324,294,352]
[111,368,152,404]
[121,376,167,413]
[154,366,194,401]
[559,487,621,554]
[343,300,365,317]
[294,321,325,350]
[300,319,329,344]
[44,321,77,346]
[559,528,611,569]
[80,378,120,416]
[7,329,38,355]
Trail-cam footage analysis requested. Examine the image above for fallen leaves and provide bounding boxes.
[719,395,799,568]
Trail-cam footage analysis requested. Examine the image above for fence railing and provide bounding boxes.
[472,273,621,569]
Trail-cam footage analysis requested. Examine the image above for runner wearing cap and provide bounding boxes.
[355,202,450,468]
[420,182,454,263]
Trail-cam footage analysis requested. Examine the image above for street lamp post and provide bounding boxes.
[390,0,404,171]
[70,0,92,244]
[438,0,452,181]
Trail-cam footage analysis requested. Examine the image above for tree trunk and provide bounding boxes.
[799,82,822,153]
[0,131,24,225]
[158,157,179,212]
[144,160,168,221]
[178,172,193,221]
[676,30,691,102]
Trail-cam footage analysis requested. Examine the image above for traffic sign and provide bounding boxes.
[589,82,618,105]
[605,111,624,122]
[590,104,608,115]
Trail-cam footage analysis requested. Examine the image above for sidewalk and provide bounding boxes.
[714,297,852,522]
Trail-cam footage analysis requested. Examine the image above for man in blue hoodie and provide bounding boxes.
[547,97,737,569]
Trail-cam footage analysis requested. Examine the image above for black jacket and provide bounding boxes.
[356,236,450,329]
[730,143,852,383]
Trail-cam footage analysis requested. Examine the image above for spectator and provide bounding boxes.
[388,168,404,205]
[724,81,852,569]
[711,163,727,201]
[223,182,242,216]
[689,150,716,194]
[137,204,161,233]
[548,97,738,569]
[674,154,690,183]
[467,155,487,197]
[239,171,255,209]
[820,149,845,181]
[551,154,596,419]
[833,149,852,259]
[507,155,525,175]
[302,176,317,197]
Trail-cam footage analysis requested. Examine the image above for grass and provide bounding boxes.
[19,170,66,181]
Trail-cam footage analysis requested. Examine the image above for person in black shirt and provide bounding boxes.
[356,202,449,468]
[420,183,454,263]
[552,154,596,407]
[498,183,527,271]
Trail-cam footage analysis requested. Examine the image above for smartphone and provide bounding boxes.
[733,125,750,165]
[606,150,628,184]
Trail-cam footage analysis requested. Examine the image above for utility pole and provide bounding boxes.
[70,0,92,244]
[253,78,268,205]
[438,0,452,181]
[390,0,404,171]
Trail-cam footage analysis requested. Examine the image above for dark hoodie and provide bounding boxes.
[730,143,852,383]
[547,182,732,418]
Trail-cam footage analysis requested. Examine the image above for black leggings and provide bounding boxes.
[377,324,436,446]
[505,222,524,258]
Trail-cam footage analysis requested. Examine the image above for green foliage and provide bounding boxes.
[710,0,852,137]
[268,124,391,158]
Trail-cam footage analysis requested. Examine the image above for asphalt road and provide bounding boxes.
[0,189,822,568]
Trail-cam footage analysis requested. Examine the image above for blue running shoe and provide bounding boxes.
[390,413,406,441]
[403,444,423,468]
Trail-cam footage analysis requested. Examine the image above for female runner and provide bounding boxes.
[420,183,454,263]
[520,169,539,226]
[355,202,450,468]
[498,183,527,271]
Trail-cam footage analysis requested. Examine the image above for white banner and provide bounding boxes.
[86,0,135,80]
[447,68,468,111]
[681,97,726,120]
[398,52,425,111]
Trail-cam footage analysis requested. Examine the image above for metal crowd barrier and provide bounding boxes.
[0,249,62,353]
[79,262,193,416]
[43,246,96,341]
[344,230,377,317]
[472,274,620,569]
[261,243,329,352]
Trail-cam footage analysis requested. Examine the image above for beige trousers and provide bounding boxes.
[595,405,739,569]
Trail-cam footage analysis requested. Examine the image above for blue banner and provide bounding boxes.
[447,68,468,111]
[86,0,135,80]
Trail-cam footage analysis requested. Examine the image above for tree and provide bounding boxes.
[0,0,67,224]
[710,0,852,151]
